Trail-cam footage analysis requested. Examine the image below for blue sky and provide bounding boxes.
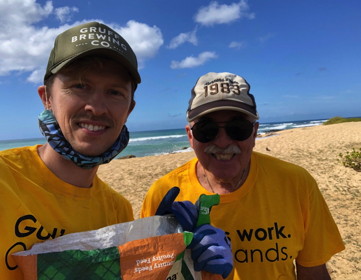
[0,0,360,140]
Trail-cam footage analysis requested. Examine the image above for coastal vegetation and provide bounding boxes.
[326,117,361,172]
[323,116,361,125]
[339,148,361,172]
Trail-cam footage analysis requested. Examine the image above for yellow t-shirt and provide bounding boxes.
[141,152,345,280]
[0,145,134,279]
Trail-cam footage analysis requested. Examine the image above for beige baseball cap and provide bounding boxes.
[44,21,141,84]
[186,72,259,121]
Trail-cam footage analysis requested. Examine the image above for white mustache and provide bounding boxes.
[204,145,241,154]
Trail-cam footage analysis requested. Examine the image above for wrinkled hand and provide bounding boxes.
[189,224,233,279]
[155,187,198,231]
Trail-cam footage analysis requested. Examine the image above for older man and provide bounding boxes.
[141,72,345,279]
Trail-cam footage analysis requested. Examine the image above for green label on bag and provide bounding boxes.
[38,247,121,279]
[196,194,220,227]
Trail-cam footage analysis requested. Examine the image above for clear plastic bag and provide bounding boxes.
[13,216,220,279]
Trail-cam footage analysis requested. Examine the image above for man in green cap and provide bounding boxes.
[0,22,233,279]
[0,21,139,279]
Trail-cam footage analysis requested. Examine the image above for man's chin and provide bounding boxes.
[71,143,108,157]
[209,164,243,179]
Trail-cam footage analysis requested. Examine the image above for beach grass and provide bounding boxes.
[323,116,361,125]
[323,117,361,172]
[339,148,361,172]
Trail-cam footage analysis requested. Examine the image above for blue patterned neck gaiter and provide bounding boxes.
[38,110,129,169]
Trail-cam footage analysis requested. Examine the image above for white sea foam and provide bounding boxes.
[129,135,185,142]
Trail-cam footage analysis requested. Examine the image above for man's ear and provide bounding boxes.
[126,100,136,118]
[185,124,195,148]
[38,85,51,109]
[123,100,136,125]
[185,125,192,140]
[253,122,259,138]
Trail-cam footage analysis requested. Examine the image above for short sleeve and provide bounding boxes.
[296,180,345,266]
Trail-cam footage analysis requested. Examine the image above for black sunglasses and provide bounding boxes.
[191,118,255,143]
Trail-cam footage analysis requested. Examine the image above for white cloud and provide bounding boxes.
[54,6,79,23]
[0,0,73,81]
[27,69,43,83]
[0,1,163,83]
[116,20,164,68]
[167,29,198,49]
[229,41,245,49]
[170,51,217,69]
[0,0,53,26]
[194,0,255,26]
[0,21,75,81]
[258,33,274,43]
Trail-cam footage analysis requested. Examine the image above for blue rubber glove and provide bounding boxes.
[189,224,233,279]
[156,189,233,278]
[155,187,180,215]
[155,187,198,232]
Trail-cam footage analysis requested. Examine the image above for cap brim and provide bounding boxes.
[187,100,259,122]
[49,48,141,84]
[187,101,259,122]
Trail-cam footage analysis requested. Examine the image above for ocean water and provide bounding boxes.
[0,119,326,158]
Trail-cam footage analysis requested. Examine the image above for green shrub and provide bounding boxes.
[324,116,361,125]
[339,148,361,171]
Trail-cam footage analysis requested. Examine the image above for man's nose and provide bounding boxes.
[213,127,233,147]
[84,91,107,115]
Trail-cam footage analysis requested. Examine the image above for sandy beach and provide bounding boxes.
[98,122,361,279]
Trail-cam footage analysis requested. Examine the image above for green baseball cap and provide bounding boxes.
[44,21,141,84]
